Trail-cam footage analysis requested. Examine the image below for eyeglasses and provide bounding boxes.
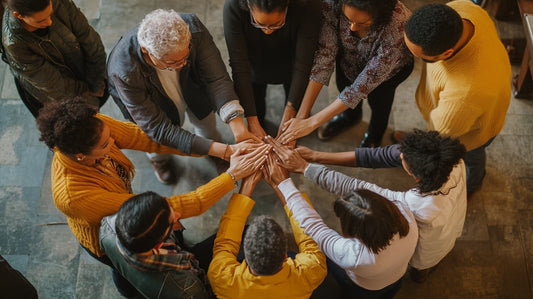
[154,43,192,71]
[248,6,288,31]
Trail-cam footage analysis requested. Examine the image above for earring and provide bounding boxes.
[76,155,85,161]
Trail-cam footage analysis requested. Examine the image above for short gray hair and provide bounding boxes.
[137,9,191,59]
[243,216,287,275]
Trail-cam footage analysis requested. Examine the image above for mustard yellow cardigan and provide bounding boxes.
[51,114,233,256]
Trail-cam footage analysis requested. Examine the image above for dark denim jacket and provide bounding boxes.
[107,14,237,155]
[99,215,210,299]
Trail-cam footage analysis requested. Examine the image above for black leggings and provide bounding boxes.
[336,61,414,142]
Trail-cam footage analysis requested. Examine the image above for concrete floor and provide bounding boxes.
[0,0,532,298]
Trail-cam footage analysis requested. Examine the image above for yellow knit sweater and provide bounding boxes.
[51,114,233,256]
[415,0,511,151]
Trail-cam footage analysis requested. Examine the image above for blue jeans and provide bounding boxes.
[326,257,403,299]
[465,137,495,193]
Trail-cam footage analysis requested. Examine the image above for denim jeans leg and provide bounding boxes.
[464,137,495,193]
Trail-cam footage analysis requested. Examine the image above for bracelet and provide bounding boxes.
[224,144,231,161]
[226,111,244,123]
[226,170,238,188]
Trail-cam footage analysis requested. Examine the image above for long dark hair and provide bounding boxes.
[334,189,409,254]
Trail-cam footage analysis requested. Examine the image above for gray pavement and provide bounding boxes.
[1,0,532,298]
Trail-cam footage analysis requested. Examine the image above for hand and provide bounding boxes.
[262,152,289,186]
[229,117,262,143]
[276,104,296,138]
[264,135,308,173]
[227,139,264,160]
[240,171,263,197]
[277,118,315,145]
[295,145,315,162]
[227,144,270,181]
[247,116,267,139]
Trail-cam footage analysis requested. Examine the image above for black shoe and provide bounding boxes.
[150,158,177,185]
[317,108,362,141]
[360,132,381,148]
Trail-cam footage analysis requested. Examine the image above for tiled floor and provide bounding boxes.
[0,0,532,298]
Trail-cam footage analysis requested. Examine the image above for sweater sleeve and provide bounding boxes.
[304,163,405,201]
[355,144,402,168]
[286,0,322,110]
[279,178,361,269]
[208,193,255,293]
[98,114,197,157]
[223,0,257,116]
[167,173,236,219]
[284,195,327,287]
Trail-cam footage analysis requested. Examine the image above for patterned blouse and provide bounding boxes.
[310,0,413,108]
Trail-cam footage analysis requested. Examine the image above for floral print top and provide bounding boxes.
[310,0,413,108]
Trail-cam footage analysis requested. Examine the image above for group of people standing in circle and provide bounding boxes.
[1,0,511,297]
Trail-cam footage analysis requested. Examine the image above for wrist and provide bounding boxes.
[226,170,238,188]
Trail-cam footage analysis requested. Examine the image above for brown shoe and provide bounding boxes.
[150,158,177,185]
[391,130,408,144]
[410,265,438,283]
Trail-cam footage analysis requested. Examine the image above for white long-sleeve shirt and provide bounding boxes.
[304,162,467,270]
[279,178,418,290]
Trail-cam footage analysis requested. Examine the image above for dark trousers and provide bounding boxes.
[465,137,495,193]
[14,77,109,118]
[336,61,414,143]
[81,245,139,298]
[252,82,291,123]
[178,231,217,272]
[326,257,403,299]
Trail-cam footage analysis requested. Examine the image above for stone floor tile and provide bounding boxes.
[0,187,40,227]
[459,195,490,241]
[487,225,531,298]
[25,259,77,299]
[519,210,533,297]
[483,192,519,226]
[3,254,30,274]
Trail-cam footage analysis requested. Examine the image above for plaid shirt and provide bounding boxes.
[116,233,208,283]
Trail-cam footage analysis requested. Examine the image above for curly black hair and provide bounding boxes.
[400,130,466,194]
[243,215,287,275]
[334,189,410,254]
[335,0,398,30]
[8,0,50,16]
[116,191,171,253]
[36,98,103,156]
[239,0,289,13]
[404,3,463,56]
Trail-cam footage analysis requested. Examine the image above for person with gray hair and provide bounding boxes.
[108,9,258,184]
[207,165,327,298]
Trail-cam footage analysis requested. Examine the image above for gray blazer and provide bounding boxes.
[107,14,237,155]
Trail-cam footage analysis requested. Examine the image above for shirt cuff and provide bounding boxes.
[278,178,300,202]
[219,100,244,123]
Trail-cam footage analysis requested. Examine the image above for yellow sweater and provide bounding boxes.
[208,193,327,299]
[415,0,511,151]
[51,114,233,256]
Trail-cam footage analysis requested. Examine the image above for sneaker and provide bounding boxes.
[317,108,362,141]
[150,158,177,185]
